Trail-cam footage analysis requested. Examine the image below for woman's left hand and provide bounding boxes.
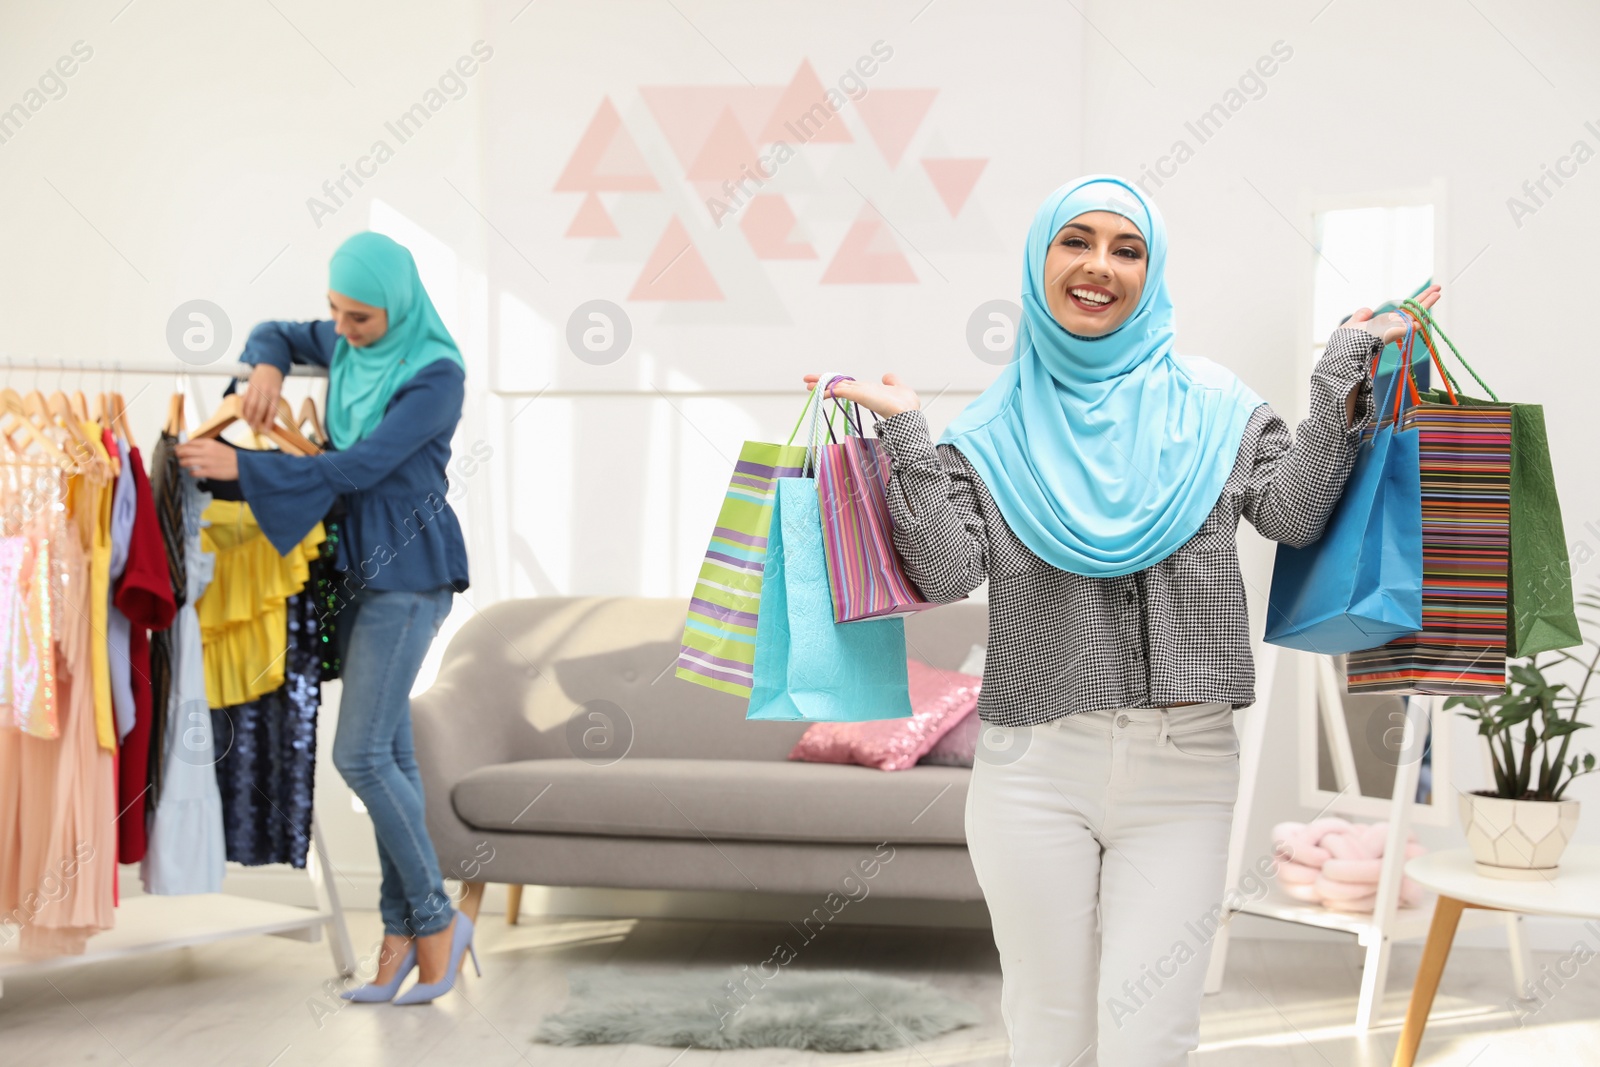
[174,439,238,481]
[1340,284,1442,347]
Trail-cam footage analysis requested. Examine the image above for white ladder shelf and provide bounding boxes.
[1203,645,1532,1031]
[0,813,354,997]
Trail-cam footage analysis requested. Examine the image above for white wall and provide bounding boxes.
[5,0,1599,947]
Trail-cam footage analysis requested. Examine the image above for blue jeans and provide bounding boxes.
[331,585,456,938]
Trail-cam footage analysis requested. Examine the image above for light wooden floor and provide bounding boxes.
[1,909,1594,1066]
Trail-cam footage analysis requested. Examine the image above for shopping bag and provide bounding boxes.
[675,390,839,698]
[1264,331,1424,654]
[808,376,955,623]
[747,477,913,722]
[1412,392,1581,659]
[1405,300,1578,657]
[1347,306,1512,695]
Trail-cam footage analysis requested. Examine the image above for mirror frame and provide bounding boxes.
[1297,652,1454,827]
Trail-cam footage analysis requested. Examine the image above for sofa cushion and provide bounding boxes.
[452,758,970,845]
[789,659,982,772]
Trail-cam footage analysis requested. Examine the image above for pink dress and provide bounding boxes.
[0,461,117,958]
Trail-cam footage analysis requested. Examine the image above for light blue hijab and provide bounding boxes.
[938,175,1264,577]
[326,232,464,449]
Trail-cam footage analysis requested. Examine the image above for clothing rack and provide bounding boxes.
[1,359,328,379]
[0,817,354,996]
[0,366,352,994]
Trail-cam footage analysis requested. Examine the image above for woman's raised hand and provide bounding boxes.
[1340,283,1442,348]
[240,363,285,433]
[801,373,920,420]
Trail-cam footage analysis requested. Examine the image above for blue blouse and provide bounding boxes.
[233,319,470,593]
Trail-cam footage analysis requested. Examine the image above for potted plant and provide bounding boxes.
[1448,584,1598,879]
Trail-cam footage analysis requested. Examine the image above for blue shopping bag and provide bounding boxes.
[1263,333,1424,654]
[748,478,913,722]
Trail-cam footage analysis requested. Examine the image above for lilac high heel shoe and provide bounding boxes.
[339,943,418,1003]
[392,912,479,1006]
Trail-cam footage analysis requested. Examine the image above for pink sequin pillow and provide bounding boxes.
[788,658,983,772]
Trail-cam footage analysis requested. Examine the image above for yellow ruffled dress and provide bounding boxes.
[196,499,325,709]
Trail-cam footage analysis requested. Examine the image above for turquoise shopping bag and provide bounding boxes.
[748,478,912,722]
[1263,321,1425,654]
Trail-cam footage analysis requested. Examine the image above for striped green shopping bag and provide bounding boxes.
[676,390,842,697]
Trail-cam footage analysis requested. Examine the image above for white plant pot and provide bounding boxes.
[1458,789,1581,880]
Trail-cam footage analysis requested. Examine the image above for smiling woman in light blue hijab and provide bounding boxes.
[802,171,1429,1064]
[937,174,1264,576]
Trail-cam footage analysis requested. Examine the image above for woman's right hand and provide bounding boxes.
[240,363,285,433]
[802,373,920,420]
[1338,284,1443,348]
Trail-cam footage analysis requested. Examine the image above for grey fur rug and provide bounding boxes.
[532,966,983,1052]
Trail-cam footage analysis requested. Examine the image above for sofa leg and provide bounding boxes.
[507,884,524,925]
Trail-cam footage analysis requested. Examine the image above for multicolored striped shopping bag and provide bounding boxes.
[675,391,834,698]
[1401,301,1581,659]
[809,380,953,623]
[1347,308,1511,695]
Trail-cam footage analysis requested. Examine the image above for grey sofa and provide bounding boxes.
[413,596,990,916]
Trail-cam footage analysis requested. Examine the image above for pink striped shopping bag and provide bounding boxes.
[811,383,958,623]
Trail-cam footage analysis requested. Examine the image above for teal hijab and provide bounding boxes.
[326,231,465,449]
[938,175,1264,577]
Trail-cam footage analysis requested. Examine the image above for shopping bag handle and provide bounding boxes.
[786,386,819,445]
[1371,314,1418,434]
[784,378,855,446]
[822,384,866,444]
[1368,307,1453,428]
[1396,305,1457,406]
[1399,299,1499,402]
[819,376,857,449]
[802,374,857,474]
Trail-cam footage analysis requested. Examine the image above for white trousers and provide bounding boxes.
[965,701,1241,1067]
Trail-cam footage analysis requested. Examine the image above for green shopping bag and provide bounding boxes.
[1406,301,1581,658]
[675,390,846,698]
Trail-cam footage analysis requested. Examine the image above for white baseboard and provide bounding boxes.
[193,867,1598,953]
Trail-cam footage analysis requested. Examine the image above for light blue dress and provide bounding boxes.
[140,458,227,895]
[107,437,138,742]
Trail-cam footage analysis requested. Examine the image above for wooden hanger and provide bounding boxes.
[24,389,50,422]
[164,392,186,437]
[110,391,137,451]
[0,413,26,458]
[0,389,75,470]
[192,394,322,457]
[297,397,326,446]
[93,392,121,476]
[70,390,89,420]
[46,391,103,474]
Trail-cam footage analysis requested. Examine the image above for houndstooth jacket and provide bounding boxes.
[872,327,1385,727]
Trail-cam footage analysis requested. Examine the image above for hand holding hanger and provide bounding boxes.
[240,364,286,433]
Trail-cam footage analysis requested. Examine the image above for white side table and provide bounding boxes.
[1393,844,1600,1067]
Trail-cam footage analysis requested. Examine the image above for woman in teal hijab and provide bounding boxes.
[322,232,466,448]
[177,231,477,1007]
[807,175,1438,1062]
